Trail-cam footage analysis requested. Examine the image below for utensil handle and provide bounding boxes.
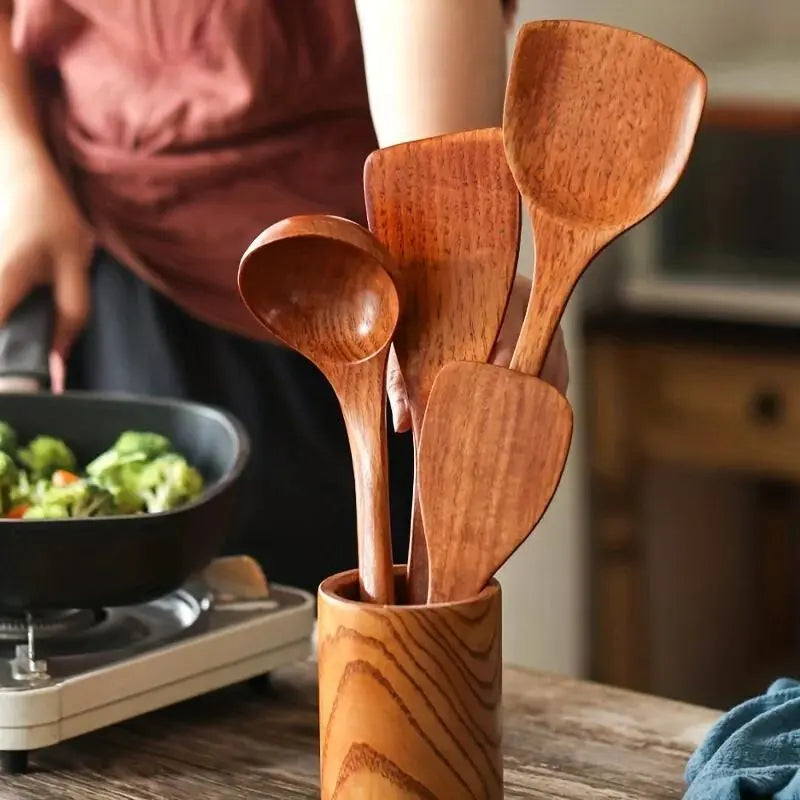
[339,355,395,605]
[509,210,598,377]
[405,438,429,605]
[0,287,53,388]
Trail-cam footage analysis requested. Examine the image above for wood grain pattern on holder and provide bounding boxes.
[503,19,707,376]
[238,215,398,604]
[318,567,503,800]
[364,128,520,605]
[419,362,573,603]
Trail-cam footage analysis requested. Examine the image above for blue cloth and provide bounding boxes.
[685,678,800,799]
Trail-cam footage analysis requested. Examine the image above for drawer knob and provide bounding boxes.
[751,389,784,425]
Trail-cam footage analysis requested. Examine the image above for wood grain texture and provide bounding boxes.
[364,128,520,605]
[0,662,719,799]
[419,362,573,603]
[238,215,399,604]
[503,20,707,376]
[318,567,503,800]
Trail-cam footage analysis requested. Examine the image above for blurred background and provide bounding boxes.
[500,0,800,711]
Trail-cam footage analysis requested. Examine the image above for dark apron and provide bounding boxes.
[65,250,414,593]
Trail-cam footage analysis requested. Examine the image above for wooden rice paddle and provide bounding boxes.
[419,362,573,603]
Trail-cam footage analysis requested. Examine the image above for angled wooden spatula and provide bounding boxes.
[364,127,520,604]
[504,19,707,375]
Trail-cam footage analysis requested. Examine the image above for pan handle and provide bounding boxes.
[0,288,53,390]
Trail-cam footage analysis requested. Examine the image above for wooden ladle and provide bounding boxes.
[364,127,519,605]
[504,19,707,375]
[418,362,573,603]
[238,215,398,605]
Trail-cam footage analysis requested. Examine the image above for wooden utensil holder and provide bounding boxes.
[318,566,503,799]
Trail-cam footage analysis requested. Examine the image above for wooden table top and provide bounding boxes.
[0,663,719,799]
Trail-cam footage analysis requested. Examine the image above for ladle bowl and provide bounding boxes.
[238,216,399,367]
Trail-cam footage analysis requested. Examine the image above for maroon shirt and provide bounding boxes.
[12,0,515,338]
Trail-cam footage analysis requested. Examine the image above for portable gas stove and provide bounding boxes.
[0,556,314,774]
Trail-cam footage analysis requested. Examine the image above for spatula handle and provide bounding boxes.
[405,444,429,606]
[509,209,600,377]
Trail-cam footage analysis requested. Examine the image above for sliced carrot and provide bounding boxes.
[6,504,30,519]
[52,470,80,487]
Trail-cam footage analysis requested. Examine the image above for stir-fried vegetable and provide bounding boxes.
[0,451,18,514]
[113,431,171,460]
[0,424,204,519]
[17,436,77,480]
[138,454,204,513]
[0,422,18,456]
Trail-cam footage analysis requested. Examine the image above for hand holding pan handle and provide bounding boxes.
[0,287,54,390]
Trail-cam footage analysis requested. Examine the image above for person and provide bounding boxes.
[0,0,568,593]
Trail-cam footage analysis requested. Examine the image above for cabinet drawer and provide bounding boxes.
[634,345,800,477]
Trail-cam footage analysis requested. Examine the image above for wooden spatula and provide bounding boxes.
[418,362,572,603]
[504,19,707,375]
[364,128,519,604]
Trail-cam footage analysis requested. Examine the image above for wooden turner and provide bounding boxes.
[418,362,572,603]
[364,128,519,605]
[504,19,707,375]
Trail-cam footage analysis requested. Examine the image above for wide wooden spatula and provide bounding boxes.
[419,362,572,603]
[504,19,707,375]
[364,128,519,605]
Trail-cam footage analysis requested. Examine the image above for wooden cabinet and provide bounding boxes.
[585,312,800,697]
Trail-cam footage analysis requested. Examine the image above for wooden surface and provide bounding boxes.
[0,662,719,799]
[318,568,502,799]
[364,127,519,605]
[585,317,800,699]
[420,362,573,603]
[503,19,706,376]
[238,215,398,604]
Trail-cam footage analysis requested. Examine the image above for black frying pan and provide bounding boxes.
[0,290,250,612]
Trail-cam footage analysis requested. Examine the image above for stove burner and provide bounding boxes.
[0,609,102,641]
[0,588,210,682]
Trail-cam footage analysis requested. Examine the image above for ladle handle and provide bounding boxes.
[338,353,395,605]
[509,209,603,377]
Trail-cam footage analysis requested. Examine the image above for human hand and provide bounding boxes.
[0,146,93,380]
[387,273,570,432]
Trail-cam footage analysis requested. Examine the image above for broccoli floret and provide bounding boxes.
[86,448,146,476]
[113,431,171,459]
[17,436,76,480]
[22,503,70,520]
[9,471,32,508]
[86,450,148,511]
[86,432,170,495]
[0,421,18,456]
[138,453,203,513]
[0,451,18,487]
[100,480,144,515]
[38,479,117,518]
[0,451,18,513]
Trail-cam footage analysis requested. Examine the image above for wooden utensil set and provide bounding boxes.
[239,20,707,607]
